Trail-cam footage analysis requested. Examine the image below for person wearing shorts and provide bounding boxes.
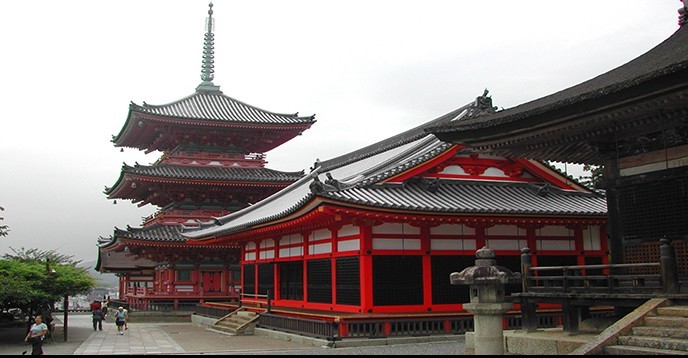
[114,307,127,335]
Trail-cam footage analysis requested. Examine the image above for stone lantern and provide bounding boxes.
[450,246,521,355]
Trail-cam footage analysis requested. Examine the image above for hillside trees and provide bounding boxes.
[0,248,95,316]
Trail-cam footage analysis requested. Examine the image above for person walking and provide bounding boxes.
[24,314,48,355]
[92,307,104,331]
[114,306,128,335]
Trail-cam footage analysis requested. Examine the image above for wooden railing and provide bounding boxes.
[515,237,682,333]
[524,262,662,294]
[519,237,680,295]
[239,291,272,312]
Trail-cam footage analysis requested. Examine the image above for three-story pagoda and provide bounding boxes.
[96,3,315,310]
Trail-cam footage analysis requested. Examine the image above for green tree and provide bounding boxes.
[0,206,8,237]
[0,248,95,316]
[578,164,605,189]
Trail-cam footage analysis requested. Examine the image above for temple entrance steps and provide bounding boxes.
[605,303,688,355]
[209,308,260,336]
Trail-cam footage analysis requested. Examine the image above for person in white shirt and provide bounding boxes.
[24,314,48,355]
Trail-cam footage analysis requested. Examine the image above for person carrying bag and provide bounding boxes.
[92,307,104,331]
[24,314,48,355]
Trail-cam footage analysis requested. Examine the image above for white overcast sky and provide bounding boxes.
[0,0,683,262]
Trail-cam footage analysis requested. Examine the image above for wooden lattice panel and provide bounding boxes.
[624,240,687,275]
[618,177,688,240]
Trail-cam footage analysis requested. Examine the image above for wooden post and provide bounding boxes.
[267,289,272,313]
[519,247,537,331]
[63,295,68,342]
[520,247,531,293]
[660,237,679,294]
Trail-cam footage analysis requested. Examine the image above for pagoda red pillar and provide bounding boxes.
[359,224,374,313]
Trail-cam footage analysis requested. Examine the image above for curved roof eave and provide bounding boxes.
[427,25,688,137]
[183,171,319,239]
[129,91,316,125]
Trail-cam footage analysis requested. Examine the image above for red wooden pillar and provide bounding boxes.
[119,275,126,299]
[274,237,281,301]
[573,225,585,266]
[526,226,538,267]
[474,222,486,249]
[330,226,339,307]
[302,232,310,303]
[359,224,374,313]
[420,224,433,310]
[193,266,199,295]
[254,241,260,297]
[153,268,160,293]
[240,243,245,298]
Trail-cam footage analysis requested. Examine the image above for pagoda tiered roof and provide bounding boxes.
[112,91,316,153]
[105,163,303,207]
[99,223,241,248]
[112,224,186,243]
[96,223,240,272]
[183,100,607,241]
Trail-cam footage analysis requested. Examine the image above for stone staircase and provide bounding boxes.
[209,308,259,336]
[605,304,688,355]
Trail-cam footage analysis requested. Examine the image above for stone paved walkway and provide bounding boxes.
[73,316,185,355]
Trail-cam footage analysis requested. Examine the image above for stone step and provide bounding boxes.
[633,326,688,340]
[605,344,688,355]
[223,316,252,325]
[237,311,257,318]
[209,325,237,335]
[617,335,688,351]
[658,306,688,318]
[213,322,254,335]
[216,320,241,329]
[645,316,688,329]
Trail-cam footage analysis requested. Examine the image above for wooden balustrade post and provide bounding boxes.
[267,290,272,313]
[660,237,680,294]
[519,247,537,331]
[520,247,532,293]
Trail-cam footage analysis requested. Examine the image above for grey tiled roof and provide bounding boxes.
[131,91,315,125]
[113,224,186,243]
[183,135,451,238]
[323,181,606,216]
[95,250,158,272]
[121,163,304,182]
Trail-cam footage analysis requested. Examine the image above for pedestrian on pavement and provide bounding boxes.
[90,300,101,312]
[24,314,48,355]
[92,307,104,331]
[114,306,127,335]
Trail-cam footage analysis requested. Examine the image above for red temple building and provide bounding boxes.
[183,93,608,319]
[96,3,315,310]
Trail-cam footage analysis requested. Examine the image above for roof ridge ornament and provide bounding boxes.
[467,89,498,118]
[680,0,688,27]
[196,2,222,93]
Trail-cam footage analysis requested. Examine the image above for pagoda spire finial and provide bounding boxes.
[196,2,222,93]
